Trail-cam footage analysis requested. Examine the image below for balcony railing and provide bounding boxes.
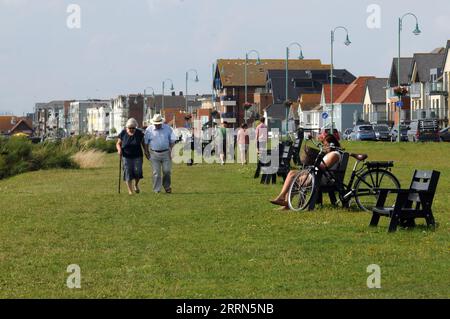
[409,83,421,98]
[387,87,411,100]
[220,95,237,102]
[426,82,447,96]
[411,108,448,120]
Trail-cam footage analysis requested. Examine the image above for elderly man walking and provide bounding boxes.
[144,114,178,194]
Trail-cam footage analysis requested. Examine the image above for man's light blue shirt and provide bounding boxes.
[144,124,177,151]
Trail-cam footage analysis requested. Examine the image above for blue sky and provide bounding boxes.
[0,0,449,114]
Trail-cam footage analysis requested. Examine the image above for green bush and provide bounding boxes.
[0,134,116,180]
[0,136,78,180]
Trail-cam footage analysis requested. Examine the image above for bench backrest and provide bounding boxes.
[332,152,349,183]
[407,170,440,204]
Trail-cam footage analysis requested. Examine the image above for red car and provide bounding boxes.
[319,128,341,141]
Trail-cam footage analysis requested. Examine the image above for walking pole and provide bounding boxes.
[118,154,122,194]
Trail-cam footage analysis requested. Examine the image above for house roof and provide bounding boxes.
[267,69,356,103]
[35,100,74,110]
[444,40,450,71]
[335,76,375,104]
[322,84,349,104]
[411,53,446,82]
[366,78,388,104]
[389,57,413,86]
[299,93,321,111]
[216,59,331,87]
[0,116,32,134]
[10,120,33,135]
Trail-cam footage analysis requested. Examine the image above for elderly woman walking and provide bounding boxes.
[116,118,149,195]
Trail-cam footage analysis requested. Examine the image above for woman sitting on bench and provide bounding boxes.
[270,134,342,209]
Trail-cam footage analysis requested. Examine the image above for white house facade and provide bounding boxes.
[87,104,112,135]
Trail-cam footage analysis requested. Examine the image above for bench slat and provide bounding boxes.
[413,170,434,179]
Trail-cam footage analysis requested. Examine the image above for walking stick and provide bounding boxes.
[118,154,122,194]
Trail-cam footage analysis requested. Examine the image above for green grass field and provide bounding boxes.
[0,142,449,298]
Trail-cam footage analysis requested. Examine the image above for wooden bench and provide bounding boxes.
[370,170,440,232]
[277,142,293,181]
[255,142,293,185]
[259,150,277,184]
[308,152,349,210]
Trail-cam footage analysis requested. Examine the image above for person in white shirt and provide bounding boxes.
[144,114,178,194]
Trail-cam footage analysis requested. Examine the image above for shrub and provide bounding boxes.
[0,134,117,180]
[0,136,78,180]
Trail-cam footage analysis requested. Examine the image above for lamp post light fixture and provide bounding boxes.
[185,69,199,114]
[143,86,155,126]
[162,79,175,116]
[244,49,261,124]
[397,13,421,142]
[285,42,304,138]
[330,26,351,133]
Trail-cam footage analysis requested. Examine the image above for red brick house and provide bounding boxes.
[213,59,331,126]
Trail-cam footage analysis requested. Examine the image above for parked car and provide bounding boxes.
[407,120,440,142]
[343,128,353,140]
[390,126,409,142]
[319,128,340,141]
[439,127,450,142]
[349,125,376,141]
[372,124,391,141]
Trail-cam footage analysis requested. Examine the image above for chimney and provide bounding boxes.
[179,91,183,96]
[171,91,176,96]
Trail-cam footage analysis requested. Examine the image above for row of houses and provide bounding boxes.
[28,39,450,137]
[33,93,208,138]
[206,40,450,133]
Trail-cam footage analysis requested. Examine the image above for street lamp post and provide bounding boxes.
[185,69,199,114]
[285,42,304,138]
[397,13,421,142]
[244,49,261,124]
[143,86,155,126]
[162,79,174,116]
[330,26,351,133]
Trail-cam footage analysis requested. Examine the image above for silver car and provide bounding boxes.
[350,125,376,141]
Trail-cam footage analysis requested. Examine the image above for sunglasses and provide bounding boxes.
[128,127,136,130]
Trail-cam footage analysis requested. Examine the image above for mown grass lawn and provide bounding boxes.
[0,141,449,298]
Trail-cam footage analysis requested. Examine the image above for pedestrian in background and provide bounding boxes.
[237,123,249,165]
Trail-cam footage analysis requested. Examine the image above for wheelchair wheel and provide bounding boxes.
[354,169,400,212]
[288,170,316,211]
